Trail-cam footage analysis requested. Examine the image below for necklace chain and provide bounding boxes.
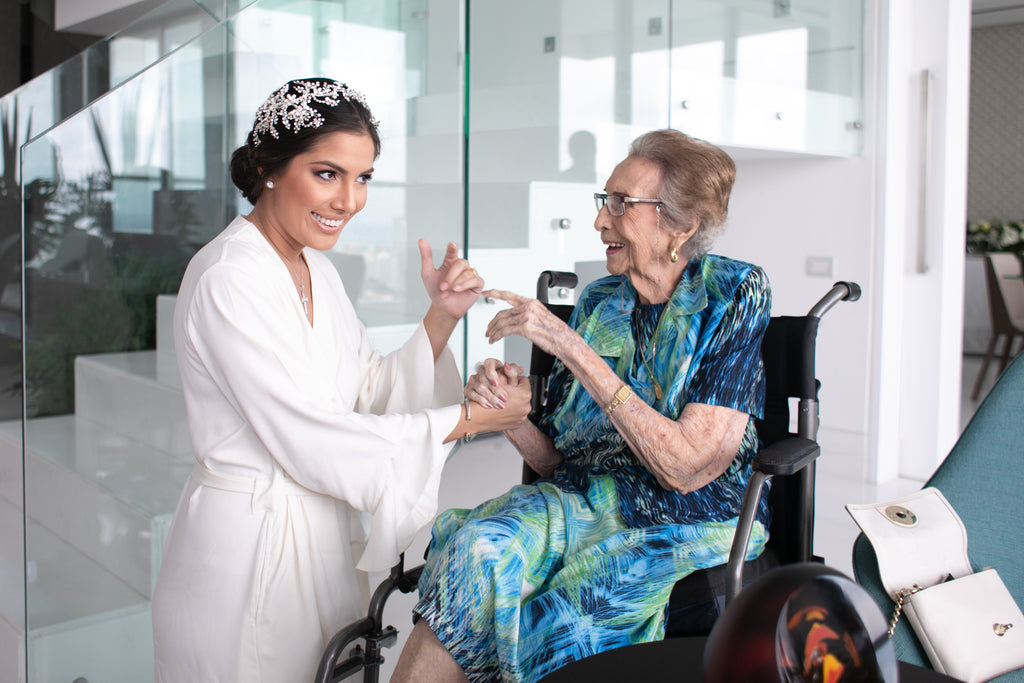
[635,304,667,400]
[251,217,310,317]
[284,254,310,316]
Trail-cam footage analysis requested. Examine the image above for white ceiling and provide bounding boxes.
[55,0,170,35]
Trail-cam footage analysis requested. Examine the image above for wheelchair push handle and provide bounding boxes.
[808,281,861,319]
[536,270,578,303]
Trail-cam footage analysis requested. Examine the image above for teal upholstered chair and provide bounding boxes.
[852,352,1024,681]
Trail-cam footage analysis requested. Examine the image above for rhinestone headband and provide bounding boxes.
[251,79,378,147]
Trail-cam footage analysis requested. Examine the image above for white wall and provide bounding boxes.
[718,154,875,479]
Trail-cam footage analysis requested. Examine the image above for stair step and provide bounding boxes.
[0,417,191,599]
[74,350,191,458]
[0,496,153,682]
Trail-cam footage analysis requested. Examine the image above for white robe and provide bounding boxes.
[152,216,462,682]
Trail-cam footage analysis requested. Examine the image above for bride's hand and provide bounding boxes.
[465,358,524,408]
[474,376,532,432]
[419,239,483,320]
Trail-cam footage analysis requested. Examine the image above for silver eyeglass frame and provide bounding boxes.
[594,192,663,216]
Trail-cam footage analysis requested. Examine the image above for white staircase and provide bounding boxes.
[0,294,186,683]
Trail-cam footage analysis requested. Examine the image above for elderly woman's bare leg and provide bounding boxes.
[391,620,469,683]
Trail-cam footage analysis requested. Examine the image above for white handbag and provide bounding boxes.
[846,487,1024,683]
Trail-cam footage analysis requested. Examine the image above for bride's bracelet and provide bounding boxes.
[462,397,475,442]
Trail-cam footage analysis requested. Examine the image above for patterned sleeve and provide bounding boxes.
[687,266,771,417]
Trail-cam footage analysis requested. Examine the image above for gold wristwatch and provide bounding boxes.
[605,384,633,415]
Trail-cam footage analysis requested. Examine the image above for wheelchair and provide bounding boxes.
[314,271,861,683]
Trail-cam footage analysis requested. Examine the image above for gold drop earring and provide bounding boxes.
[670,246,679,263]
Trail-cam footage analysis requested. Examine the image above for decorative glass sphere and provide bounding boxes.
[704,563,897,682]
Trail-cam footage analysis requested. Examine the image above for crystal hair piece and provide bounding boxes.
[251,80,379,147]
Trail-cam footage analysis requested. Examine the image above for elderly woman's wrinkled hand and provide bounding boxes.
[465,358,525,409]
[483,289,572,356]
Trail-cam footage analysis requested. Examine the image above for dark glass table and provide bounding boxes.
[538,637,961,682]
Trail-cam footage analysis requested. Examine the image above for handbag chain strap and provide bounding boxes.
[888,584,924,638]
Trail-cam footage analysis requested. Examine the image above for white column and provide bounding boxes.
[868,0,971,481]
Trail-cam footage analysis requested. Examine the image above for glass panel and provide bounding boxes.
[670,0,864,156]
[465,0,669,370]
[16,0,459,679]
[0,0,227,147]
[18,24,230,680]
[230,0,459,337]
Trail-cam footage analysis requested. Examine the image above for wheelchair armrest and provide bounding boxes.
[725,437,819,603]
[752,436,820,476]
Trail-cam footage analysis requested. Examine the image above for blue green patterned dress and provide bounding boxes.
[414,255,772,682]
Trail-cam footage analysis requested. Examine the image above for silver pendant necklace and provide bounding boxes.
[252,217,310,317]
[273,246,310,316]
[287,255,310,316]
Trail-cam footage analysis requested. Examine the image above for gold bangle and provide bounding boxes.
[605,384,632,415]
[464,397,472,422]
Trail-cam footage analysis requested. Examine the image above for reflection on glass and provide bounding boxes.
[670,0,863,155]
[18,25,227,677]
[465,0,669,371]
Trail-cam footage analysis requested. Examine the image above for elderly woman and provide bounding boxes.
[391,129,771,683]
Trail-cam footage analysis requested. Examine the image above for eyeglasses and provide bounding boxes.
[594,193,662,217]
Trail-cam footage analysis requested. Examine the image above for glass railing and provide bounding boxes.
[0,0,243,381]
[11,0,464,680]
[0,3,241,681]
